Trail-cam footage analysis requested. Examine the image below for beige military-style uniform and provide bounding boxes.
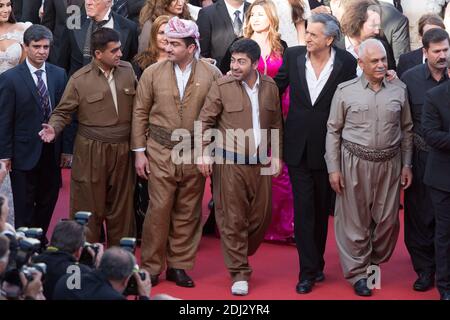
[198,73,283,282]
[48,61,138,246]
[325,75,413,284]
[131,58,222,276]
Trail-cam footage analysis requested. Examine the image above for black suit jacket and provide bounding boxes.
[22,0,42,23]
[334,35,396,71]
[43,0,86,65]
[422,81,450,192]
[53,270,125,300]
[397,47,423,78]
[11,0,23,21]
[0,62,72,171]
[379,1,410,63]
[197,0,250,67]
[58,12,138,76]
[274,46,357,169]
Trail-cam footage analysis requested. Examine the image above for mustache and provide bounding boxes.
[438,58,447,63]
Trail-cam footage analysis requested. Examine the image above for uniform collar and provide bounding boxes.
[360,74,387,89]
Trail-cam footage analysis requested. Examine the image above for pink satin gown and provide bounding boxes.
[258,54,294,242]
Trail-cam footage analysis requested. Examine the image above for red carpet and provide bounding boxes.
[48,169,440,300]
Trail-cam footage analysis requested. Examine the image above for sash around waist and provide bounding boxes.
[77,124,131,143]
[342,139,400,162]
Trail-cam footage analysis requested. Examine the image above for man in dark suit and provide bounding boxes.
[397,13,445,78]
[12,0,41,23]
[422,79,450,301]
[197,0,250,67]
[274,13,357,294]
[42,0,85,65]
[0,25,72,237]
[400,28,449,293]
[58,0,138,76]
[53,247,151,300]
[377,0,410,63]
[111,0,144,24]
[330,0,409,64]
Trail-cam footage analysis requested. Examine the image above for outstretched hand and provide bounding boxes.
[39,124,56,143]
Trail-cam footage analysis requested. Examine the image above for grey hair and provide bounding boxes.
[98,247,136,281]
[358,38,386,60]
[308,13,342,45]
[23,24,53,46]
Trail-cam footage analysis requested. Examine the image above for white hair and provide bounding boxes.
[358,38,386,60]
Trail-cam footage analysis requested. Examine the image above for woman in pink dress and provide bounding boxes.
[244,0,294,242]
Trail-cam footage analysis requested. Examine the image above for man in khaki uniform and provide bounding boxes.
[197,39,283,296]
[131,17,222,287]
[39,28,137,246]
[325,39,414,297]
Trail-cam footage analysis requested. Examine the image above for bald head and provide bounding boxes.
[99,247,136,281]
[358,38,387,82]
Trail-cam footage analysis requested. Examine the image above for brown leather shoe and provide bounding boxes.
[166,268,195,287]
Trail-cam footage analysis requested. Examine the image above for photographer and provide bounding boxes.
[53,247,151,300]
[32,220,103,299]
[0,234,44,300]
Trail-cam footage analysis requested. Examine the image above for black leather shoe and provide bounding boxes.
[441,292,450,300]
[353,278,372,297]
[316,271,325,282]
[166,268,195,287]
[296,280,315,294]
[413,273,434,292]
[150,274,159,287]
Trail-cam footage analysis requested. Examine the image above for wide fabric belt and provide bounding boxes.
[78,123,130,143]
[342,139,400,162]
[148,123,193,150]
[413,133,431,152]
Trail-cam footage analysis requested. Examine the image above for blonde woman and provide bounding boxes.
[133,15,170,78]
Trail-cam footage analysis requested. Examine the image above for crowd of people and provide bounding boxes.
[1,0,450,300]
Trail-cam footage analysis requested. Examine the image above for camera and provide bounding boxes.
[78,242,100,267]
[21,262,47,282]
[119,237,137,254]
[16,227,44,241]
[73,211,92,226]
[123,264,146,296]
[1,236,44,298]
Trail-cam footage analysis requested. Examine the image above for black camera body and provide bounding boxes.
[78,242,100,267]
[123,267,146,296]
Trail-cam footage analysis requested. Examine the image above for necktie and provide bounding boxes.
[35,70,51,122]
[233,10,243,37]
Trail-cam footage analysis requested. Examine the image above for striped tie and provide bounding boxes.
[35,70,51,122]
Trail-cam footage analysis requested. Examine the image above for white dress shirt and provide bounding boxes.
[345,36,362,77]
[305,48,335,105]
[224,0,245,24]
[242,73,261,154]
[174,61,193,100]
